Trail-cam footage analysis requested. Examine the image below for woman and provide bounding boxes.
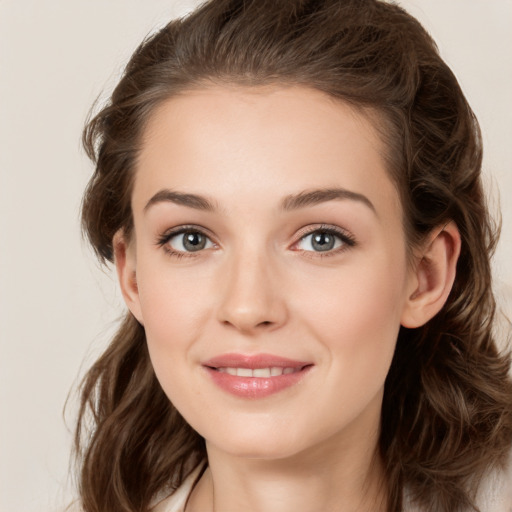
[75,0,512,510]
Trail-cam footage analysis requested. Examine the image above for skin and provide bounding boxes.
[115,85,460,511]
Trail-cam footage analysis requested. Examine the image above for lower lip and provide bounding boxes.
[204,366,312,399]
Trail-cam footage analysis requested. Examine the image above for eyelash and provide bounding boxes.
[156,224,356,259]
[156,225,216,259]
[292,224,356,258]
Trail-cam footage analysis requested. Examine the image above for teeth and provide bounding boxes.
[253,368,271,378]
[217,367,298,377]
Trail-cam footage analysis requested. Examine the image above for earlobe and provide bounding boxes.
[401,222,461,328]
[113,230,144,324]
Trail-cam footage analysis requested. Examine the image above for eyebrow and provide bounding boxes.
[144,189,216,213]
[280,188,376,214]
[143,187,376,215]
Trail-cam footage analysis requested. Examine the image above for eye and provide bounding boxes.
[158,228,215,254]
[294,227,355,254]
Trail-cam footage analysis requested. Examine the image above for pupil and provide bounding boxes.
[312,232,334,251]
[183,232,206,251]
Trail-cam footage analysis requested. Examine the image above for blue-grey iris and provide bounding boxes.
[183,232,207,251]
[312,232,336,251]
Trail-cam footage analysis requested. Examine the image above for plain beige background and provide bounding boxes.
[0,1,511,510]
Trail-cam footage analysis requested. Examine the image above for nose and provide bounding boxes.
[216,249,288,334]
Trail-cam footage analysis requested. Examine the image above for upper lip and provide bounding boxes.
[203,353,312,370]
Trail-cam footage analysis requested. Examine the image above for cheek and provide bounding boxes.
[302,253,408,385]
[137,254,210,327]
[135,268,211,415]
[135,263,213,369]
[309,253,406,326]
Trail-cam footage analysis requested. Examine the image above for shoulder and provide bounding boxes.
[150,465,204,512]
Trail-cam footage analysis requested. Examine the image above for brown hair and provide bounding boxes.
[77,1,512,511]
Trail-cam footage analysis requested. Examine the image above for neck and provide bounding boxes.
[187,424,387,512]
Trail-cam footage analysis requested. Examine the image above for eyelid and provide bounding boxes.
[156,224,215,243]
[290,224,356,254]
[155,223,355,258]
[156,224,217,256]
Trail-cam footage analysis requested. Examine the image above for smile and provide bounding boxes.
[203,353,313,399]
[215,367,300,377]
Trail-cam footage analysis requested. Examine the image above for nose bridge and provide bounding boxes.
[217,239,287,333]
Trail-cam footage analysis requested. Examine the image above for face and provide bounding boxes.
[119,85,418,461]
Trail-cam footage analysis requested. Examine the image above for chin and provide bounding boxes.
[203,421,331,462]
[214,440,304,461]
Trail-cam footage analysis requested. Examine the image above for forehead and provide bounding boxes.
[134,85,400,220]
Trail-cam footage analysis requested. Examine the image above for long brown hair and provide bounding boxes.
[77,1,512,511]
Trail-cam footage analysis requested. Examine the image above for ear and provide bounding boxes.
[113,230,144,324]
[401,221,461,328]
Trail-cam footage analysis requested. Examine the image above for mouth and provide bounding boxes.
[213,366,304,377]
[202,353,313,399]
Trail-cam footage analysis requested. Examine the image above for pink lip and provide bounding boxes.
[202,353,313,399]
[204,353,310,369]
